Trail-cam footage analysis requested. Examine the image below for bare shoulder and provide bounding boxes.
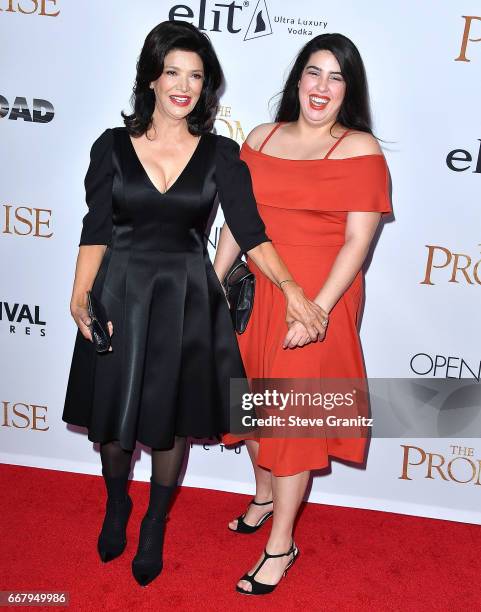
[245,122,277,150]
[341,131,382,157]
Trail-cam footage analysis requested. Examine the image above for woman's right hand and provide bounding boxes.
[70,299,113,345]
[70,296,92,341]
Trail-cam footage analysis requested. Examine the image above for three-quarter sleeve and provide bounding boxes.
[79,128,113,246]
[215,135,270,253]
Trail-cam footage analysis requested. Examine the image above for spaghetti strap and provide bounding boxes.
[258,123,284,153]
[324,129,352,159]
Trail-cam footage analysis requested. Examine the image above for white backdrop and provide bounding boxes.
[1,0,480,524]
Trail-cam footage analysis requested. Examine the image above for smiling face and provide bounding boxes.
[150,49,204,122]
[298,49,346,126]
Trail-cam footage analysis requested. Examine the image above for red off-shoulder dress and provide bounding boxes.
[224,124,392,476]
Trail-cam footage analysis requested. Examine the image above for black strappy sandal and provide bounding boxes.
[236,541,299,595]
[228,498,273,534]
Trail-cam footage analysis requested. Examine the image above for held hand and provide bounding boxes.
[282,320,318,349]
[281,282,329,341]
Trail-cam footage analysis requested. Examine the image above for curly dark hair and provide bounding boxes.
[275,33,373,134]
[122,20,223,136]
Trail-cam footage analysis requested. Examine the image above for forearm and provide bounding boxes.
[213,223,242,283]
[248,241,329,337]
[214,224,294,290]
[246,241,294,289]
[70,245,107,308]
[314,238,371,313]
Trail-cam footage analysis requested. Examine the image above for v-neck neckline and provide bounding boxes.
[127,131,204,196]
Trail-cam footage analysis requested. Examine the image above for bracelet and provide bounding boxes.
[279,279,295,288]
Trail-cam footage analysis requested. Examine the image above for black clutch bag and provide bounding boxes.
[86,290,111,353]
[223,258,255,334]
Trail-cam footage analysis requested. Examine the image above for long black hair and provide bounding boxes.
[275,33,373,134]
[122,21,223,136]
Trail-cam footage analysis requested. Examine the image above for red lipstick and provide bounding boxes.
[309,95,330,110]
[169,95,192,107]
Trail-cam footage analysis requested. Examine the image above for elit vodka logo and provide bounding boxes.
[168,0,273,41]
[244,0,272,41]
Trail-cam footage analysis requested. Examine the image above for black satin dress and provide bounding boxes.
[62,127,269,450]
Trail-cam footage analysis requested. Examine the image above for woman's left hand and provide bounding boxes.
[282,320,312,349]
[283,318,328,349]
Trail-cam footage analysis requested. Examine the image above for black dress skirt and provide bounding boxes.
[62,127,269,450]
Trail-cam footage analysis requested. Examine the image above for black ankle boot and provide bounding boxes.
[97,473,132,563]
[132,479,175,586]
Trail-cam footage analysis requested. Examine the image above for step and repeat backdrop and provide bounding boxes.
[1,1,480,524]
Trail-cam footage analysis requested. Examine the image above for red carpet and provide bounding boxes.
[0,464,479,611]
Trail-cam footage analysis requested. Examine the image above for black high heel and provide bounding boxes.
[97,495,133,563]
[131,513,167,586]
[131,479,175,586]
[228,498,273,534]
[236,542,299,596]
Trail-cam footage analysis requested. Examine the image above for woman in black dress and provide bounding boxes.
[62,21,327,587]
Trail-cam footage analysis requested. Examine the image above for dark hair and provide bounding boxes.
[122,21,223,136]
[275,33,372,134]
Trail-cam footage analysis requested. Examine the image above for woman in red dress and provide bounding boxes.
[215,33,392,595]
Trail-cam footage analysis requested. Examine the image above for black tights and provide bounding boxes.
[100,440,132,480]
[100,436,187,489]
[151,436,187,486]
